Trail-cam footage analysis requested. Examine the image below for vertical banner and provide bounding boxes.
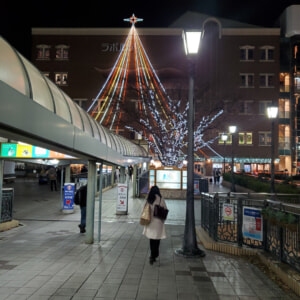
[116,183,128,214]
[63,183,75,210]
[242,206,263,241]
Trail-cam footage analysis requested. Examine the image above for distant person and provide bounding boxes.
[216,169,221,184]
[128,165,133,181]
[74,184,87,233]
[142,185,168,265]
[115,167,120,183]
[47,166,57,191]
[81,165,88,174]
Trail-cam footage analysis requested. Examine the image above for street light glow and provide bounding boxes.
[183,31,202,55]
[229,126,237,134]
[267,105,278,193]
[221,133,228,142]
[267,106,278,119]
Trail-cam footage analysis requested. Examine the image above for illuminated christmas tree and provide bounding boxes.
[87,14,223,166]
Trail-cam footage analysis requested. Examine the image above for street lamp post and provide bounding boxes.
[229,126,237,192]
[221,133,228,174]
[267,106,278,194]
[175,30,205,258]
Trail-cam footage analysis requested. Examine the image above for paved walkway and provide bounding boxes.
[0,179,296,299]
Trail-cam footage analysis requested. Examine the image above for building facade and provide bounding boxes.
[31,9,298,175]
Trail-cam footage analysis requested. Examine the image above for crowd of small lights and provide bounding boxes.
[87,15,223,166]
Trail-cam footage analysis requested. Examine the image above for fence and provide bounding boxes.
[201,192,300,272]
[1,188,14,223]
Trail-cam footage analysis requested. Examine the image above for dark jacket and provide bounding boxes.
[77,184,87,208]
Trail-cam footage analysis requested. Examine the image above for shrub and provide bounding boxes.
[223,172,299,194]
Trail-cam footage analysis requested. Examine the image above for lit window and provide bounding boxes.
[240,46,254,61]
[36,44,51,60]
[239,132,252,145]
[259,132,272,146]
[259,73,274,88]
[260,46,274,61]
[259,101,273,115]
[55,45,69,60]
[278,99,290,118]
[55,72,68,86]
[240,73,254,87]
[42,72,50,78]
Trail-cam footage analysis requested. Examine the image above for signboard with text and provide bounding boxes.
[242,207,263,241]
[116,183,128,214]
[63,183,75,210]
[0,143,75,159]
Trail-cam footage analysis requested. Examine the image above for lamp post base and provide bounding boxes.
[175,247,206,258]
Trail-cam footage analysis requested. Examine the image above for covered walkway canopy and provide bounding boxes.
[0,36,150,244]
[0,36,149,166]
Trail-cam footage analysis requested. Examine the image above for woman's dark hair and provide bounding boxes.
[147,185,161,204]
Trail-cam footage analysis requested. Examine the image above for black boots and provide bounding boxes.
[78,224,86,233]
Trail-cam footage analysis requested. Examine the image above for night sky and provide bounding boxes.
[1,0,300,59]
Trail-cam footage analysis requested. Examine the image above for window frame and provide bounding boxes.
[240,73,254,88]
[240,45,255,62]
[238,132,253,145]
[54,72,68,86]
[259,131,272,146]
[55,44,69,60]
[259,73,274,88]
[36,44,51,60]
[260,46,275,62]
[238,100,253,115]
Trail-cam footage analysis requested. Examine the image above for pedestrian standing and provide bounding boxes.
[47,166,57,191]
[142,185,168,265]
[115,167,120,183]
[74,184,87,233]
[128,165,133,181]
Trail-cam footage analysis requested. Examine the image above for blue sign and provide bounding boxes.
[242,206,263,241]
[63,183,75,210]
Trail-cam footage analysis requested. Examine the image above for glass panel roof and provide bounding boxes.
[0,36,149,161]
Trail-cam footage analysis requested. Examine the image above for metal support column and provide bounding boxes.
[85,160,96,244]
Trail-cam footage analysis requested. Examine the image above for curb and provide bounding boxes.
[0,219,19,232]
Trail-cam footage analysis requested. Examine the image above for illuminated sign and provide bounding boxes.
[0,143,76,159]
[156,169,181,189]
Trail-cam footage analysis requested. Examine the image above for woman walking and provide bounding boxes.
[142,185,168,265]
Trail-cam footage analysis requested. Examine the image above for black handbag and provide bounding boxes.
[153,197,169,221]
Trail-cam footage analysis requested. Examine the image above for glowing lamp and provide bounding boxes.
[182,30,202,55]
[267,106,278,119]
[229,126,237,134]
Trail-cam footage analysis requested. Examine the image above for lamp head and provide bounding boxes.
[221,133,228,142]
[182,30,202,56]
[229,126,237,134]
[267,106,278,119]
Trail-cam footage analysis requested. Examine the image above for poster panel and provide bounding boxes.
[117,183,128,213]
[63,183,75,210]
[242,206,263,241]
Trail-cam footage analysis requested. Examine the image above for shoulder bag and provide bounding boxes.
[140,202,151,225]
[153,197,169,221]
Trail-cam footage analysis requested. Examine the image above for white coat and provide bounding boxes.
[143,194,167,240]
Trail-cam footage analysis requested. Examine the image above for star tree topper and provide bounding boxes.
[123,14,143,24]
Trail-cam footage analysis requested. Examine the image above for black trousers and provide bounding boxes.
[150,239,160,258]
[50,180,57,191]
